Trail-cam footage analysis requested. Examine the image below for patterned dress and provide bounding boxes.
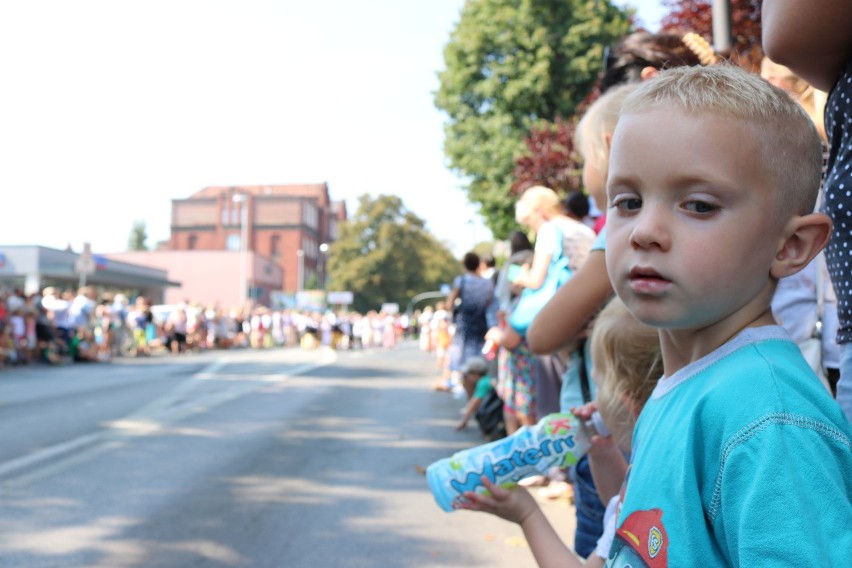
[497,337,537,420]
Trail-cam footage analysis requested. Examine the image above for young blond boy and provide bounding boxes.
[604,65,851,565]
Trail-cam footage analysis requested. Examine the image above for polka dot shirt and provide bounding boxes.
[824,60,852,344]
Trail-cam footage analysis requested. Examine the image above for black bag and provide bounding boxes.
[475,387,507,441]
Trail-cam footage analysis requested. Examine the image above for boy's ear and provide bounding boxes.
[770,213,832,279]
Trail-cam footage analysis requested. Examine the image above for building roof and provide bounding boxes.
[0,245,180,289]
[190,183,330,206]
[330,200,348,220]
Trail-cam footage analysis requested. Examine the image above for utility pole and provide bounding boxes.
[232,193,249,306]
[712,0,732,54]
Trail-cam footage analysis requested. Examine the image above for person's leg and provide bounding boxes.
[510,340,537,426]
[503,408,520,435]
[836,342,852,423]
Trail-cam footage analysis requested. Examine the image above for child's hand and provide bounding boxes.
[496,311,507,328]
[570,403,616,455]
[571,401,597,421]
[453,476,539,525]
[485,326,503,343]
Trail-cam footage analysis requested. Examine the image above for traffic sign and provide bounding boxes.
[75,243,96,275]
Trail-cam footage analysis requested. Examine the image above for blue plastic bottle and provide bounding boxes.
[426,412,600,512]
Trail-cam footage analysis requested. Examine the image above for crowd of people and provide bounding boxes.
[0,285,418,370]
[427,22,851,567]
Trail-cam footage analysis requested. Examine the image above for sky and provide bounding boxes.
[1,0,665,258]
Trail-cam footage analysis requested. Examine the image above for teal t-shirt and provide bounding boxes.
[473,375,493,399]
[607,326,852,566]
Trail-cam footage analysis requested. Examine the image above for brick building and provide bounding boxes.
[168,183,345,294]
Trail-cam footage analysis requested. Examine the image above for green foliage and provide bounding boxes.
[304,274,319,290]
[435,0,631,237]
[128,220,148,251]
[326,195,460,313]
[472,241,496,259]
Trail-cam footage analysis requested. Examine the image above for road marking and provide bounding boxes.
[0,351,336,487]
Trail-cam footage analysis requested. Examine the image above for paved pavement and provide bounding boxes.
[0,340,579,567]
[376,340,579,567]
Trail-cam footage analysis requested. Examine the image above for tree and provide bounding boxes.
[128,220,148,251]
[435,0,631,237]
[326,195,460,313]
[660,0,763,69]
[512,116,582,195]
[512,1,764,205]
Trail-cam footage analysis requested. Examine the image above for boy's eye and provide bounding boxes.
[612,196,642,211]
[684,201,717,213]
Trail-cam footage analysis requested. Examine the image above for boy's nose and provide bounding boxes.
[629,208,671,251]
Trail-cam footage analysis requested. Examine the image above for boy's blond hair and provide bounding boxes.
[619,64,823,218]
[515,185,561,224]
[590,297,663,451]
[574,83,639,179]
[760,56,827,142]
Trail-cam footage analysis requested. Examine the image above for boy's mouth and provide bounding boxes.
[628,267,671,294]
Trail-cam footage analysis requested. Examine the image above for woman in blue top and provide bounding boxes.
[445,252,493,387]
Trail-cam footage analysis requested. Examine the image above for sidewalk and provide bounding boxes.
[399,341,578,567]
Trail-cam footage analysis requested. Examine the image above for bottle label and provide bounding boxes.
[448,432,578,494]
[427,414,589,510]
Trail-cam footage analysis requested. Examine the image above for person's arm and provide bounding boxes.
[456,477,585,568]
[521,506,585,568]
[586,445,628,505]
[527,250,613,355]
[513,252,551,290]
[572,402,629,503]
[514,223,555,290]
[499,325,523,351]
[445,277,461,314]
[494,265,512,312]
[762,1,852,92]
[456,397,483,430]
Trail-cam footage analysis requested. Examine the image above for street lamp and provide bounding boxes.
[232,193,248,305]
[319,242,329,289]
[296,248,304,292]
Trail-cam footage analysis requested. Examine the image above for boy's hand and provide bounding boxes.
[453,476,538,525]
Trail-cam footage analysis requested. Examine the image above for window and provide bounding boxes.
[303,237,316,258]
[188,234,197,250]
[303,202,318,229]
[226,234,241,251]
[270,234,281,256]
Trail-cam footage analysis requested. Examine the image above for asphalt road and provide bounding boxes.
[0,342,575,567]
